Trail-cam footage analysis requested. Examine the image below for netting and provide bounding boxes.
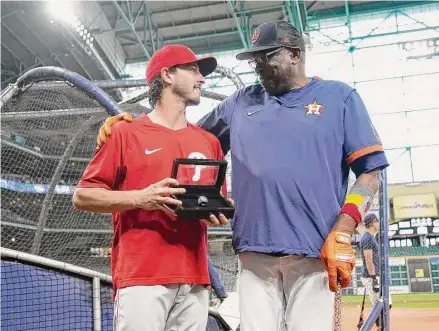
[1,79,236,269]
[1,259,95,330]
[0,77,237,330]
[1,81,115,274]
[1,256,114,331]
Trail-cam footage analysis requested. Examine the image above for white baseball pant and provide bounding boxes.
[113,284,209,331]
[238,252,335,331]
[360,277,393,306]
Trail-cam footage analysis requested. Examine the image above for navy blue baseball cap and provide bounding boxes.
[236,20,306,60]
[364,214,378,227]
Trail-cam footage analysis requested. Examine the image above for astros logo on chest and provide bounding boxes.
[304,100,326,116]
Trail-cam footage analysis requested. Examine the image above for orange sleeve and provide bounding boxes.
[346,145,383,165]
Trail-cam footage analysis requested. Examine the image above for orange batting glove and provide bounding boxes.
[320,230,356,292]
[96,113,133,151]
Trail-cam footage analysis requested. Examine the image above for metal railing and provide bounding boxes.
[360,170,391,331]
[1,247,111,331]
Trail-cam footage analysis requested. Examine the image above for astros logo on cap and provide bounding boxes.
[251,28,260,45]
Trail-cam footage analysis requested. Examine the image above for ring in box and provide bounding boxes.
[167,158,234,220]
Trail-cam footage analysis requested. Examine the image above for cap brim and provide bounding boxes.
[236,45,281,60]
[194,56,217,77]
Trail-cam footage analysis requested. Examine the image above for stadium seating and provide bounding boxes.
[389,246,439,257]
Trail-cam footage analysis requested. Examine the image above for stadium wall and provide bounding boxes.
[347,256,439,295]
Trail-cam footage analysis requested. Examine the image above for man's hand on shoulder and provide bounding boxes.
[96,113,133,151]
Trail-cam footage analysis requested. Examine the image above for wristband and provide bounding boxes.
[345,186,374,218]
[339,203,362,225]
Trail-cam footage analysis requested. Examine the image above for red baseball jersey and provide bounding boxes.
[77,114,226,292]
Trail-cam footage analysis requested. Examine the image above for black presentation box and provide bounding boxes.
[168,158,234,220]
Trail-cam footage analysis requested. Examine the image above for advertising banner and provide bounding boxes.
[407,258,433,293]
[393,194,438,219]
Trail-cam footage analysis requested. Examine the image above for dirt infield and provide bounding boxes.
[341,307,438,331]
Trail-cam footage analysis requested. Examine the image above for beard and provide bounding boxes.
[260,76,291,96]
[258,65,294,96]
[173,83,201,105]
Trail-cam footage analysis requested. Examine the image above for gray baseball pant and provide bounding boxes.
[360,276,393,306]
[113,284,209,331]
[238,252,335,331]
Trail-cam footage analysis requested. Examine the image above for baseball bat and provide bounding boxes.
[357,287,367,330]
[333,282,342,331]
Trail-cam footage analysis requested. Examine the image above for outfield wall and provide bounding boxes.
[345,256,439,295]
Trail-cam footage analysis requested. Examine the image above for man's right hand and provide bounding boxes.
[320,230,356,292]
[135,178,186,215]
[96,113,133,151]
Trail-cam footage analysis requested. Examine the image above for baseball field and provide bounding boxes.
[341,293,439,330]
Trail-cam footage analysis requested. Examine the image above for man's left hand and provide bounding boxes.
[320,230,356,292]
[201,198,234,227]
[202,213,229,227]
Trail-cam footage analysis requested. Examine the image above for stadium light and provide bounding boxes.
[46,2,96,59]
[46,0,77,25]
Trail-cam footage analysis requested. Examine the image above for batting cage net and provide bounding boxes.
[1,68,239,331]
[1,81,114,273]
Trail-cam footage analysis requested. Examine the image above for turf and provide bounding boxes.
[342,293,439,308]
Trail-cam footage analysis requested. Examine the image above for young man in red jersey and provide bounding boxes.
[73,45,230,331]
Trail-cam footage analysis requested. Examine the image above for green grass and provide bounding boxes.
[343,293,439,308]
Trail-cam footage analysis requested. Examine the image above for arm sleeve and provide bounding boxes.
[360,236,370,251]
[350,152,389,177]
[360,236,374,251]
[197,94,237,155]
[343,90,389,176]
[77,127,124,190]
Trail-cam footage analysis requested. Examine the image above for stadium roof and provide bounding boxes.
[1,0,432,88]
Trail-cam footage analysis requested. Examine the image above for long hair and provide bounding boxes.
[148,67,176,109]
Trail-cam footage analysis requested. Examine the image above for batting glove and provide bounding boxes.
[96,113,132,151]
[371,275,380,293]
[320,230,356,292]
